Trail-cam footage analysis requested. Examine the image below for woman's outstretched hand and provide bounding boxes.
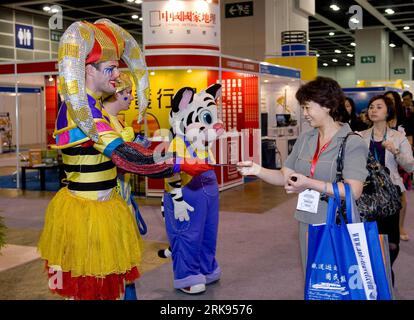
[236,161,262,176]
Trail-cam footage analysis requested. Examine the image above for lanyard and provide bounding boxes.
[310,134,331,178]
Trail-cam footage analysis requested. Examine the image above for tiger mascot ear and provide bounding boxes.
[205,83,222,101]
[172,87,195,113]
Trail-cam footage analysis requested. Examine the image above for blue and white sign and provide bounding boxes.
[260,63,301,79]
[15,24,34,50]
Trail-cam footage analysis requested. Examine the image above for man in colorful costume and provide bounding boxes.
[37,19,211,300]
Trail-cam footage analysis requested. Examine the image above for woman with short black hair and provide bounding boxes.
[237,76,369,274]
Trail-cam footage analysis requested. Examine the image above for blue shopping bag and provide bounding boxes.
[304,183,392,300]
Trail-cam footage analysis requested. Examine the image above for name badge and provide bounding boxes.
[297,189,320,214]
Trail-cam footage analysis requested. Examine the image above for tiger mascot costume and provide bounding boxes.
[162,83,225,294]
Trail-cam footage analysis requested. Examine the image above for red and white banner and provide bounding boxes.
[143,0,220,52]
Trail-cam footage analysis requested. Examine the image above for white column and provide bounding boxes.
[355,28,389,81]
[265,0,313,56]
[390,44,412,81]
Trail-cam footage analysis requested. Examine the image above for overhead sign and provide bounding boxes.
[360,56,376,64]
[143,0,220,51]
[50,30,63,42]
[222,57,259,73]
[260,64,301,79]
[394,68,406,75]
[15,24,34,50]
[225,1,253,18]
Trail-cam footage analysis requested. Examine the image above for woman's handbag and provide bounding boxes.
[304,183,392,300]
[336,132,402,221]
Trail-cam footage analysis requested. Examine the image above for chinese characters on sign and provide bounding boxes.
[145,88,195,110]
[222,77,243,131]
[152,11,217,25]
[143,0,220,50]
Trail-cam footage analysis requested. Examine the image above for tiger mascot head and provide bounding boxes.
[170,84,225,150]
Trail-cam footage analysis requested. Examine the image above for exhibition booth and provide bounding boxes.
[0,0,303,194]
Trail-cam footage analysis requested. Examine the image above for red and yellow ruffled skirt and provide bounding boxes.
[38,187,144,300]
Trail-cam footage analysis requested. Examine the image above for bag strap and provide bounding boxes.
[336,132,360,181]
[332,182,355,224]
[326,183,340,225]
[344,183,354,223]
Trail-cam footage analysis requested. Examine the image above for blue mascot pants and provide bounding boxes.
[163,170,221,289]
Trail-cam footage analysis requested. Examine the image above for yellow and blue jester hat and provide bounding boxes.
[58,18,149,142]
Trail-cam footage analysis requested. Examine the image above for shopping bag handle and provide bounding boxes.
[332,182,354,224]
[326,183,339,225]
[344,183,354,223]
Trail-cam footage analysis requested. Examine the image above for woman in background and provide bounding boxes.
[360,95,414,285]
[385,90,412,241]
[344,97,368,131]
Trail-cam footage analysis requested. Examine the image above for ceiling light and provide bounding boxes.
[308,39,310,42]
[332,59,338,62]
[187,69,192,73]
[48,75,54,82]
[43,6,51,12]
[334,49,341,53]
[316,54,320,57]
[350,42,356,47]
[329,32,335,36]
[323,63,328,67]
[346,63,350,66]
[264,80,269,83]
[412,57,414,60]
[150,71,155,76]
[135,0,143,3]
[404,26,410,30]
[389,43,396,48]
[385,8,395,15]
[139,17,143,21]
[350,18,359,24]
[347,53,353,57]
[132,14,139,19]
[330,4,340,11]
[51,7,59,13]
[127,0,134,2]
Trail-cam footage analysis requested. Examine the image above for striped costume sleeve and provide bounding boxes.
[92,122,124,158]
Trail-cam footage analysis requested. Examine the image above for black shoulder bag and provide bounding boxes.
[336,132,402,222]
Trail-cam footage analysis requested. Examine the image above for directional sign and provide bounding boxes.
[360,56,376,64]
[50,30,63,42]
[394,68,406,75]
[225,1,253,18]
[15,24,34,50]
